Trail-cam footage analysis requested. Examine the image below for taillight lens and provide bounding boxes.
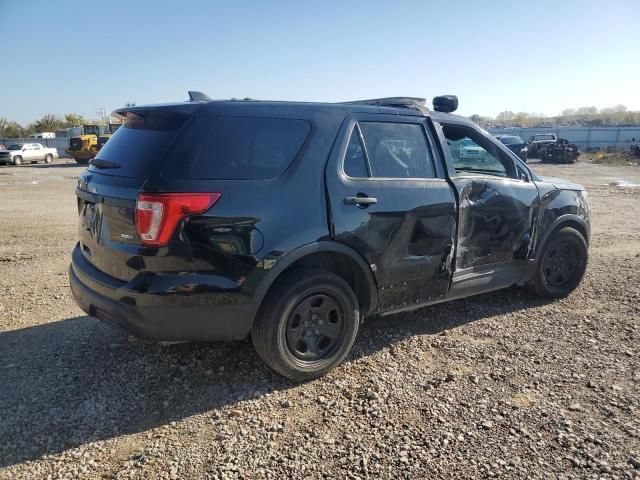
[135,193,220,246]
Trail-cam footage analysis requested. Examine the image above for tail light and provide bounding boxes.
[135,193,220,246]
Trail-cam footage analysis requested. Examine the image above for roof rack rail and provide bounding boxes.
[339,97,427,108]
[188,91,213,102]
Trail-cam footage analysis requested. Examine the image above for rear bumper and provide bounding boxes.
[69,244,257,341]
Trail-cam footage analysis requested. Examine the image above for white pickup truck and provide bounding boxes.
[0,143,59,165]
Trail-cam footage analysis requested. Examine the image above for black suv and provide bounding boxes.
[70,93,590,380]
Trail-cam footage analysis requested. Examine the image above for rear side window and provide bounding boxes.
[358,122,435,179]
[343,128,368,178]
[185,117,310,180]
[91,112,188,178]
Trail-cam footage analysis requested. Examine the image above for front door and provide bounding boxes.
[326,114,457,311]
[435,121,539,290]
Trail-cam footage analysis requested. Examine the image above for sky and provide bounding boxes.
[1,0,639,124]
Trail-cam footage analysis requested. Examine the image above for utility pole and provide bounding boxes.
[94,107,109,125]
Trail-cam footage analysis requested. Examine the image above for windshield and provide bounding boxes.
[7,144,23,150]
[499,136,522,145]
[83,125,102,136]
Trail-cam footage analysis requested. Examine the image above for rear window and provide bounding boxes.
[174,116,310,180]
[91,112,188,178]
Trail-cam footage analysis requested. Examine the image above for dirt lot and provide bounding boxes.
[0,157,639,479]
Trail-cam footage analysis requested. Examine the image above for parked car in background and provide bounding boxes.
[70,92,590,381]
[495,134,527,162]
[459,137,487,161]
[29,132,56,139]
[0,143,59,165]
[527,133,558,158]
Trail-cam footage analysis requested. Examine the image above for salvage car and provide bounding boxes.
[70,92,590,380]
[495,134,527,161]
[0,143,59,165]
[527,133,557,158]
[631,137,640,157]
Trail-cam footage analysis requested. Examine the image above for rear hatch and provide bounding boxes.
[76,109,192,281]
[76,104,311,283]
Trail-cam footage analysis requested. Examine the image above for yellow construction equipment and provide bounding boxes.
[65,124,108,164]
[96,123,124,153]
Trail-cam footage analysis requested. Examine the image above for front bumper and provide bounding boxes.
[69,244,257,341]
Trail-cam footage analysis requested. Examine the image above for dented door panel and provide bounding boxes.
[452,177,540,269]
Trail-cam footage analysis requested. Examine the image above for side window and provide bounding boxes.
[441,123,515,178]
[182,117,310,180]
[343,128,368,178]
[359,122,435,179]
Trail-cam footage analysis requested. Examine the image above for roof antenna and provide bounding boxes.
[188,91,213,102]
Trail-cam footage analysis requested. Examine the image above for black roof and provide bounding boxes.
[113,93,470,124]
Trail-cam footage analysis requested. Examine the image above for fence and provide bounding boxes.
[2,127,640,157]
[488,127,640,151]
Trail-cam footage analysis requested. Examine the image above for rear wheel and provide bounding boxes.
[13,156,22,165]
[74,157,89,165]
[252,270,360,381]
[44,154,53,164]
[527,227,587,298]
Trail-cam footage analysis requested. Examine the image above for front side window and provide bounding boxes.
[357,122,435,179]
[442,123,515,178]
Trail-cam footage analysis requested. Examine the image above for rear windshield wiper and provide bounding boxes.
[89,159,121,169]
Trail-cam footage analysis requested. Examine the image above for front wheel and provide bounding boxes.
[252,270,360,381]
[44,154,53,164]
[13,156,22,165]
[74,157,89,165]
[527,226,588,298]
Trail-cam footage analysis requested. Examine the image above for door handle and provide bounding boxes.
[344,195,377,206]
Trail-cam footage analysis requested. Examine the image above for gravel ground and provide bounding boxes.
[0,157,639,479]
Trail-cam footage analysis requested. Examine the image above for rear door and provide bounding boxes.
[326,113,457,311]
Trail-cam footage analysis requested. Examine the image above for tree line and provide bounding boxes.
[0,113,88,138]
[1,102,138,138]
[471,105,640,128]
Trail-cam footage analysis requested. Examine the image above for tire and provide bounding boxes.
[74,157,89,165]
[44,154,53,164]
[252,269,360,381]
[527,226,588,299]
[13,156,22,165]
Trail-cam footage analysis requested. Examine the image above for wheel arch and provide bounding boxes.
[253,241,379,317]
[534,214,589,259]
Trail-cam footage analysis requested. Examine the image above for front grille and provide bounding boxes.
[70,138,83,150]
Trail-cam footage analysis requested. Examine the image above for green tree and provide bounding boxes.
[0,118,26,138]
[64,113,86,127]
[28,114,65,133]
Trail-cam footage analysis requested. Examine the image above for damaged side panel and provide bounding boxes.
[451,177,540,270]
[532,183,590,257]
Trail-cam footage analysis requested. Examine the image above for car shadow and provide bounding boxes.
[0,287,546,467]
